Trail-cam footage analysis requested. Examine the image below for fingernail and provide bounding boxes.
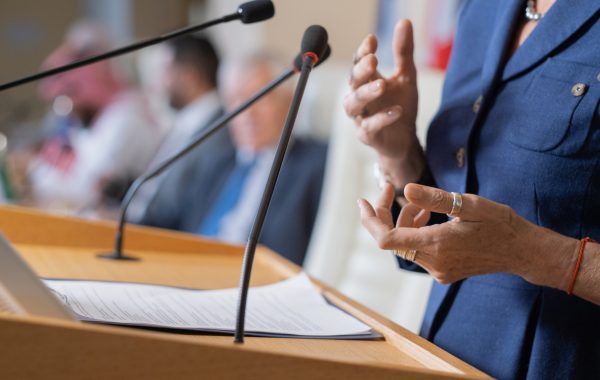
[387,105,402,117]
[369,81,382,92]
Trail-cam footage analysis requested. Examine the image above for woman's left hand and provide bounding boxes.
[357,183,577,287]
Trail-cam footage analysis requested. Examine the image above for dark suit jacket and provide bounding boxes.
[141,128,327,266]
[398,1,600,379]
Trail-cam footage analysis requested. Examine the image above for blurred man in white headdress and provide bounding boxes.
[25,21,164,215]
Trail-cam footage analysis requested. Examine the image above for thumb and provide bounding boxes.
[392,19,416,77]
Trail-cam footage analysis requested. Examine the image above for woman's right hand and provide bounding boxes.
[344,19,419,161]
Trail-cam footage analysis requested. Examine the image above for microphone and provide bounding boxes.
[98,44,331,261]
[233,25,329,343]
[237,0,275,23]
[0,0,275,92]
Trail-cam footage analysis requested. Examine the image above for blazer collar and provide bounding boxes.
[479,0,523,92]
[502,0,600,81]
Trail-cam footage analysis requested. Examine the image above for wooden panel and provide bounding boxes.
[0,0,81,126]
[0,314,473,380]
[0,206,489,378]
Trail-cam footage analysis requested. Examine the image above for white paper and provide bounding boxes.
[44,273,373,337]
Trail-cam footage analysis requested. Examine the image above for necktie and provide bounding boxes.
[198,159,255,237]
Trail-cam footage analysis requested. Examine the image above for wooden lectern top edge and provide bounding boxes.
[0,205,243,254]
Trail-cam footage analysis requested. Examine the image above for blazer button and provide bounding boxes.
[472,95,483,113]
[456,147,465,168]
[571,83,587,97]
[596,72,600,82]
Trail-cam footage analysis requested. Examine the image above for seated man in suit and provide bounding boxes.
[126,35,222,222]
[140,55,328,265]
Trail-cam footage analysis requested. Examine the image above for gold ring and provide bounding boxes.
[393,249,418,262]
[447,192,463,218]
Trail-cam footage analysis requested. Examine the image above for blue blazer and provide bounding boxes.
[141,128,327,266]
[400,1,600,379]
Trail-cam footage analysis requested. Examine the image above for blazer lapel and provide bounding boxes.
[479,0,524,92]
[502,1,600,81]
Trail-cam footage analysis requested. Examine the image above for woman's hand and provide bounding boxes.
[344,20,420,161]
[357,183,579,288]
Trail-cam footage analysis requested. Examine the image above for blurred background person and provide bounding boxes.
[141,55,328,265]
[126,35,222,222]
[18,21,164,215]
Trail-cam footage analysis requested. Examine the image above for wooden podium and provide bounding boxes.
[0,206,488,379]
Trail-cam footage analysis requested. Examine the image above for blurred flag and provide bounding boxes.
[423,0,460,70]
[376,0,462,71]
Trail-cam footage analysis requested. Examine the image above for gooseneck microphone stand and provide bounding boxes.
[233,25,328,342]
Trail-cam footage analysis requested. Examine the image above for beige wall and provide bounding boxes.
[131,0,190,38]
[0,0,81,130]
[196,0,377,63]
[263,0,377,63]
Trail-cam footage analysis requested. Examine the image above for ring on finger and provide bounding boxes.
[447,192,463,218]
[393,249,418,262]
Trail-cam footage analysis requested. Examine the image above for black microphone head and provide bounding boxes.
[294,44,331,71]
[301,25,329,64]
[319,45,332,65]
[237,1,275,24]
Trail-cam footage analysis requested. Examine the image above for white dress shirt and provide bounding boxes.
[216,146,277,244]
[29,91,164,214]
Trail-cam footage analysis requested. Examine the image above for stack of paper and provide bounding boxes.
[44,273,377,339]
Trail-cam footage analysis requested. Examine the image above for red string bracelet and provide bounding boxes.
[567,237,596,295]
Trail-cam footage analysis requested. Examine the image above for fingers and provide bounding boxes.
[358,105,402,132]
[375,183,396,227]
[358,198,393,241]
[353,34,378,65]
[404,183,508,222]
[376,182,396,210]
[414,208,431,227]
[358,193,432,251]
[351,54,377,85]
[392,19,416,77]
[358,198,427,250]
[349,54,381,90]
[357,198,377,218]
[349,36,382,91]
[397,203,431,228]
[344,78,385,117]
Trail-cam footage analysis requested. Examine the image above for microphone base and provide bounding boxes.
[96,252,141,261]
